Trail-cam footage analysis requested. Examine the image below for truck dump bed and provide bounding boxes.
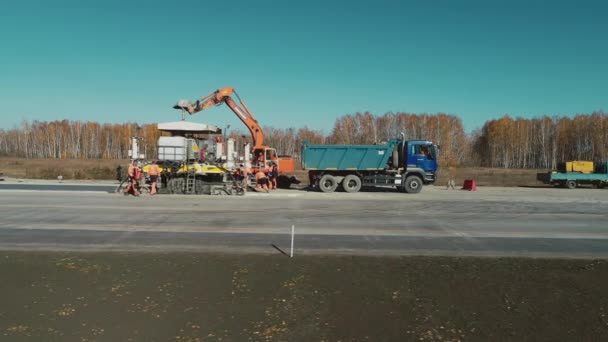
[302,140,398,171]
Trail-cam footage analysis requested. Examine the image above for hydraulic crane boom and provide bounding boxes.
[174,87,266,150]
[173,87,296,176]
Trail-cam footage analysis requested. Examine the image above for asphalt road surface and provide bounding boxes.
[0,186,607,258]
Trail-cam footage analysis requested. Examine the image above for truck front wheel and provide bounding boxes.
[319,174,338,193]
[404,175,423,194]
[342,174,362,193]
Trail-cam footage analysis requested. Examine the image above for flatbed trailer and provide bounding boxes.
[537,171,608,189]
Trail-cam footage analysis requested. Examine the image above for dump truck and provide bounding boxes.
[302,137,438,194]
[537,161,608,189]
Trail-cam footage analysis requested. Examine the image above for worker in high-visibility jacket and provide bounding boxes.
[255,169,270,193]
[148,161,160,195]
[125,160,140,196]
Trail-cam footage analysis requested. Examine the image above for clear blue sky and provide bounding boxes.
[0,0,606,133]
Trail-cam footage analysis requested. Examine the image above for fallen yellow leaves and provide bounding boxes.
[55,257,110,273]
[54,304,76,317]
[6,325,31,333]
[231,268,250,296]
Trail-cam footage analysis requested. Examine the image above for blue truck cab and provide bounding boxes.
[405,140,438,183]
[302,138,438,194]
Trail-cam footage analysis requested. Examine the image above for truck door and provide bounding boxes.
[406,143,437,172]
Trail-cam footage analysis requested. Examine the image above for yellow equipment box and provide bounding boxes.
[565,161,594,173]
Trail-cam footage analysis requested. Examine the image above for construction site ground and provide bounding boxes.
[1,182,607,341]
[2,252,608,341]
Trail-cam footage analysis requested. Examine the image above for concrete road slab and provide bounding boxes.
[0,187,607,257]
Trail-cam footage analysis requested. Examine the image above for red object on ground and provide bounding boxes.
[462,179,477,191]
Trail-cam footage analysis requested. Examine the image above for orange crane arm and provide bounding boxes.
[174,87,265,149]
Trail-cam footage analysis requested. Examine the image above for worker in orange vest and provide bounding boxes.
[148,161,160,195]
[255,169,269,193]
[125,160,140,196]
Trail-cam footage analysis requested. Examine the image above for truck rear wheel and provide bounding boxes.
[342,174,362,193]
[566,180,577,189]
[319,174,338,193]
[404,175,423,194]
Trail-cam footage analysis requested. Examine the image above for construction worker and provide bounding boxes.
[254,150,265,169]
[233,166,243,187]
[116,165,123,181]
[148,161,160,195]
[233,167,242,181]
[268,161,279,190]
[135,163,143,182]
[242,164,250,188]
[125,160,140,196]
[232,164,247,192]
[255,169,269,193]
[446,166,456,190]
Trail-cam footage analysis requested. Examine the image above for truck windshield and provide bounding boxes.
[415,144,436,160]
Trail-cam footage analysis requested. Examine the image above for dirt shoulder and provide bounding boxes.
[1,252,607,341]
[0,158,546,186]
[1,157,547,186]
[0,158,127,180]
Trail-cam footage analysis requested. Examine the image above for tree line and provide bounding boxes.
[1,111,606,169]
[471,113,608,169]
[0,120,160,160]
